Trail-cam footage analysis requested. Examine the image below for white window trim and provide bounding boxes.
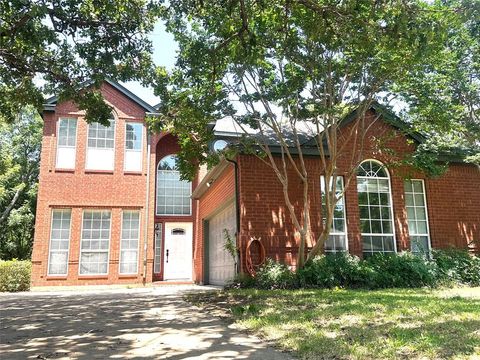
[156,155,193,217]
[85,115,116,171]
[47,208,72,276]
[405,179,432,253]
[357,159,397,254]
[78,209,112,276]
[124,122,144,172]
[118,210,141,275]
[55,117,78,169]
[320,175,349,252]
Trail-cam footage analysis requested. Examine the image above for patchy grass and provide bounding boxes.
[188,287,480,359]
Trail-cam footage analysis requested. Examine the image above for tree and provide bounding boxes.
[0,0,158,125]
[395,0,480,164]
[152,0,461,269]
[0,108,42,259]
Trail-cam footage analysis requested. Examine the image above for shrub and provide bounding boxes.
[298,253,365,288]
[363,252,438,288]
[432,249,480,286]
[0,259,32,292]
[226,272,256,289]
[255,258,297,289]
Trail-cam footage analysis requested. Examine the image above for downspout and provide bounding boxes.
[143,133,151,285]
[225,158,240,273]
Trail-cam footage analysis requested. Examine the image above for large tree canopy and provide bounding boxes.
[0,0,158,124]
[152,0,477,268]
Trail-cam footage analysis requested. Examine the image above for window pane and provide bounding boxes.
[119,211,140,274]
[156,155,191,215]
[358,161,395,256]
[48,209,71,275]
[79,210,111,274]
[56,118,77,169]
[404,180,430,255]
[321,176,347,252]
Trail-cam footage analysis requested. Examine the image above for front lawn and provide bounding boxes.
[189,287,480,359]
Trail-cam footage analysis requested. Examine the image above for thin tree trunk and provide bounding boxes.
[0,186,23,224]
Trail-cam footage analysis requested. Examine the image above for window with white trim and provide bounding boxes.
[119,211,140,274]
[404,179,431,255]
[124,122,143,172]
[79,210,111,275]
[357,160,396,256]
[321,176,348,252]
[154,224,162,273]
[156,155,192,215]
[56,118,77,169]
[47,209,72,275]
[86,116,115,170]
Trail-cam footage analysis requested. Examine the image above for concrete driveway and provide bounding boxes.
[0,286,292,359]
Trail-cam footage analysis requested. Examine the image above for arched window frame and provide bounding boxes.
[356,159,397,256]
[156,155,192,216]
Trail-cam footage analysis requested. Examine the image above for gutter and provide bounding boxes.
[143,133,151,284]
[226,158,241,275]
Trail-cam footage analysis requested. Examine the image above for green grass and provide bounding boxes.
[189,287,480,359]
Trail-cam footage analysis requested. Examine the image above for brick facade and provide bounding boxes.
[32,83,479,287]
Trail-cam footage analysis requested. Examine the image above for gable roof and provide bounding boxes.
[43,79,158,114]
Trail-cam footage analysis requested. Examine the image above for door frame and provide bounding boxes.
[163,222,193,281]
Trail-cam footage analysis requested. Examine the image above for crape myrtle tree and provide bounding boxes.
[0,0,158,125]
[152,0,458,269]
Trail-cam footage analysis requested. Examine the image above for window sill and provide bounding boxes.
[118,274,139,279]
[84,170,114,174]
[46,275,68,280]
[54,168,75,173]
[78,275,109,279]
[123,171,143,176]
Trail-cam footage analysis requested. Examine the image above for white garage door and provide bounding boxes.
[208,202,236,285]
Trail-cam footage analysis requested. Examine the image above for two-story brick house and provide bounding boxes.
[31,80,480,287]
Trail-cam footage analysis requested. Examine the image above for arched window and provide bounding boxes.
[156,155,192,215]
[357,160,396,256]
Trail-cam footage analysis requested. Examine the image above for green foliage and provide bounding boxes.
[0,108,42,260]
[0,0,158,124]
[0,259,31,292]
[255,258,296,290]
[252,251,479,290]
[226,272,256,289]
[222,229,237,265]
[432,249,480,286]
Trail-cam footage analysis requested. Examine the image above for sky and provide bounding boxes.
[121,22,178,106]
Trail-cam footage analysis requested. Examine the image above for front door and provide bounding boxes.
[163,222,193,280]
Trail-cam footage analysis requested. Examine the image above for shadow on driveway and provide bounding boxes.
[0,287,292,359]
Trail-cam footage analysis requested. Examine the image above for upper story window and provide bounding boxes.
[86,115,116,171]
[404,179,431,255]
[124,122,143,172]
[56,118,77,169]
[321,175,348,252]
[156,155,192,216]
[357,160,396,256]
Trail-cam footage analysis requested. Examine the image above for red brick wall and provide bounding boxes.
[194,164,235,283]
[235,114,480,272]
[31,83,153,286]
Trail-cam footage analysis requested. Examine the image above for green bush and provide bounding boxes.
[298,253,366,288]
[0,259,31,292]
[226,272,256,289]
[256,258,297,289]
[363,252,438,288]
[432,249,480,286]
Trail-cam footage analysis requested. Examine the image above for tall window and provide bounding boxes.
[86,115,115,171]
[357,160,396,256]
[154,224,162,273]
[156,155,192,215]
[48,209,72,275]
[80,210,111,275]
[124,122,143,172]
[119,211,140,274]
[56,118,77,169]
[404,179,431,255]
[321,176,348,252]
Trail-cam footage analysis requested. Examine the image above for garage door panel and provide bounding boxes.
[208,203,236,286]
